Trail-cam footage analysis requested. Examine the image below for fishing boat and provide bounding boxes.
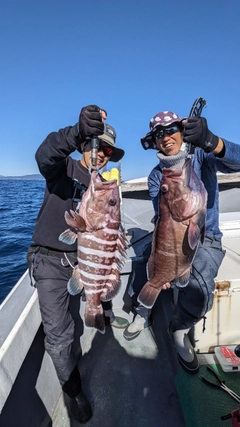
[1,173,240,427]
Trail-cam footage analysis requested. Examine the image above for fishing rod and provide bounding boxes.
[90,137,100,167]
[186,97,207,156]
[90,108,107,168]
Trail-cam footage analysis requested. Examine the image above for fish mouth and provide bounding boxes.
[91,170,117,188]
[91,170,102,182]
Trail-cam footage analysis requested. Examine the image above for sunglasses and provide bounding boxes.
[99,143,113,157]
[154,125,181,141]
[84,141,113,157]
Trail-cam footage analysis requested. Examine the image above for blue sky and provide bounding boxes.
[1,0,240,180]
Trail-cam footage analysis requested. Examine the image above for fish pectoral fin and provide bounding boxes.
[137,281,161,309]
[84,304,105,334]
[67,268,83,295]
[64,210,86,232]
[59,228,78,245]
[187,220,201,250]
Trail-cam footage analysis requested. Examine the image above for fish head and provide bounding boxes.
[80,171,121,231]
[160,161,191,220]
[160,159,207,221]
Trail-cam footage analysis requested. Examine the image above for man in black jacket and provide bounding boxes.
[29,105,128,423]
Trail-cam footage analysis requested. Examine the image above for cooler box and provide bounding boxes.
[214,346,240,372]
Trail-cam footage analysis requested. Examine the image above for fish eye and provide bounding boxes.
[161,184,168,193]
[109,199,116,206]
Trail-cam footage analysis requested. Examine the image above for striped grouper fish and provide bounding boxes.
[138,158,207,309]
[59,171,127,333]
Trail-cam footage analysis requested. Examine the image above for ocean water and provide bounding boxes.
[0,179,45,304]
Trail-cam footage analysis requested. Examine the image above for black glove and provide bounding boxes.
[183,117,219,153]
[79,105,105,141]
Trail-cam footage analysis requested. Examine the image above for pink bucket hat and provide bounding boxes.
[141,111,184,150]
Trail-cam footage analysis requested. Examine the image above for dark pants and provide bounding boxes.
[129,236,225,331]
[32,251,111,394]
[172,236,225,331]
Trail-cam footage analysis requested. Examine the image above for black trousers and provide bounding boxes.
[32,251,111,391]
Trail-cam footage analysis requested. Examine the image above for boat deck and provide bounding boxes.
[52,287,186,427]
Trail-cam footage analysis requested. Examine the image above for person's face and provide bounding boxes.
[154,124,183,156]
[80,141,113,170]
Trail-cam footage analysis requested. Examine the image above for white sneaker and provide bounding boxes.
[123,312,151,341]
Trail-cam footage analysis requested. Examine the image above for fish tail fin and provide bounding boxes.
[137,281,161,309]
[67,267,83,295]
[84,304,105,334]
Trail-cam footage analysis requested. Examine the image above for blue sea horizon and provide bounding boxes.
[0,179,45,304]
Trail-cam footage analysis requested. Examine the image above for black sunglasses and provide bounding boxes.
[84,141,114,157]
[154,125,181,141]
[99,143,114,157]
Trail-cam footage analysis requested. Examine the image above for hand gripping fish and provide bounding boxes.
[137,158,207,309]
[59,171,127,333]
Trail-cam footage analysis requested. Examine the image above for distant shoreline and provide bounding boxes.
[0,174,44,180]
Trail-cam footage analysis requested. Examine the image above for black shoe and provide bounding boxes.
[177,352,199,374]
[68,391,93,424]
[105,315,129,329]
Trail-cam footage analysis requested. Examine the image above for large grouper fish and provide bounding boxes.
[59,171,127,333]
[137,158,207,309]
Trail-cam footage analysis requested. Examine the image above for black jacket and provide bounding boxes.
[32,126,90,251]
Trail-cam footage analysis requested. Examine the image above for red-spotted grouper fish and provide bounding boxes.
[59,171,127,333]
[137,158,207,309]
